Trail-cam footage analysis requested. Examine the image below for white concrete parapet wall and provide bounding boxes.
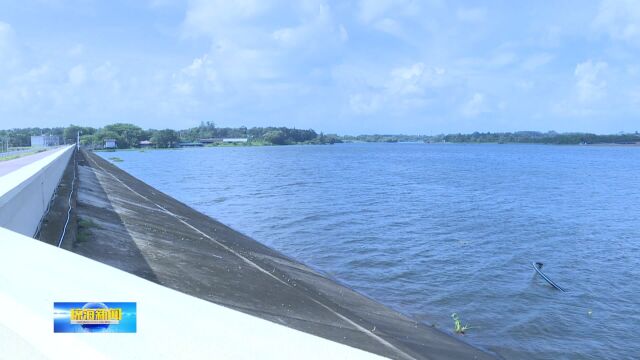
[0,145,75,237]
[0,226,382,359]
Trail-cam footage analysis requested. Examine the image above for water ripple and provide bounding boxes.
[100,143,640,359]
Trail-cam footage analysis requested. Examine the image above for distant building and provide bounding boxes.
[31,135,61,147]
[104,139,117,149]
[139,140,154,148]
[222,138,248,143]
[199,138,223,144]
[179,142,204,147]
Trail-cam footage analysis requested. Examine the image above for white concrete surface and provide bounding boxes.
[0,227,383,360]
[0,145,74,237]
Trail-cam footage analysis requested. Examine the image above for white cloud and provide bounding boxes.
[180,1,286,98]
[0,20,13,34]
[182,56,210,78]
[177,0,348,111]
[20,65,50,83]
[357,0,397,23]
[183,0,270,37]
[372,17,404,37]
[0,21,14,46]
[272,27,296,45]
[271,1,345,49]
[357,0,421,22]
[574,60,608,103]
[68,44,84,57]
[489,52,517,68]
[68,65,86,86]
[456,7,486,23]
[342,62,447,115]
[339,25,349,42]
[173,55,221,95]
[461,92,489,117]
[356,0,422,38]
[147,0,183,8]
[629,88,640,106]
[515,80,535,91]
[173,81,193,95]
[0,21,19,70]
[552,60,610,117]
[92,62,118,83]
[593,0,640,45]
[388,62,445,96]
[521,53,554,71]
[349,92,382,114]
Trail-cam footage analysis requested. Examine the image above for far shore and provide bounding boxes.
[93,140,640,152]
[585,142,640,147]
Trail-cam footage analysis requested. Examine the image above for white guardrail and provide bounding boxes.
[0,147,382,359]
[0,145,74,237]
[0,224,382,359]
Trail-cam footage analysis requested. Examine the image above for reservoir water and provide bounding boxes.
[99,143,640,359]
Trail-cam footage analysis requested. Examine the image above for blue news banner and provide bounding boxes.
[53,302,137,333]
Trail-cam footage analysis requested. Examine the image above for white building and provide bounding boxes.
[222,138,248,143]
[104,139,117,149]
[30,135,61,147]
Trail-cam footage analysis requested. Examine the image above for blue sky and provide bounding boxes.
[1,0,639,134]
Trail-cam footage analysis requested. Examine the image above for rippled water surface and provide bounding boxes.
[100,143,640,359]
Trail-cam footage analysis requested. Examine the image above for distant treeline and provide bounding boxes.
[2,125,638,149]
[340,134,425,143]
[0,122,341,148]
[426,131,640,145]
[181,122,341,145]
[341,131,640,145]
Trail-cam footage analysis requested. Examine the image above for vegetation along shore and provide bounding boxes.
[1,123,638,149]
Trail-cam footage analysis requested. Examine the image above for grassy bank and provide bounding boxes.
[0,148,47,161]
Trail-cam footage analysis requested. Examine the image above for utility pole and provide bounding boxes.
[77,131,81,150]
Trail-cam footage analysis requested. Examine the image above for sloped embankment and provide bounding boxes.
[48,149,496,360]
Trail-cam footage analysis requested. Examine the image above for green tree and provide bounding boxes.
[150,129,179,148]
[79,134,95,146]
[263,130,287,145]
[103,123,144,148]
[63,124,97,144]
[92,129,122,148]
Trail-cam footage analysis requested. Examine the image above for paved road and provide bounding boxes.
[0,148,62,177]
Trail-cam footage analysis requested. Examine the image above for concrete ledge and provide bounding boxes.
[0,227,383,359]
[0,145,75,237]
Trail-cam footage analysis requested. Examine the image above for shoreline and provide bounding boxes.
[94,140,640,155]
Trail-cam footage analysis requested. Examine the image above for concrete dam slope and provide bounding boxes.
[42,149,496,360]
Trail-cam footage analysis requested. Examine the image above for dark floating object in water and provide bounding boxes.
[532,262,566,292]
